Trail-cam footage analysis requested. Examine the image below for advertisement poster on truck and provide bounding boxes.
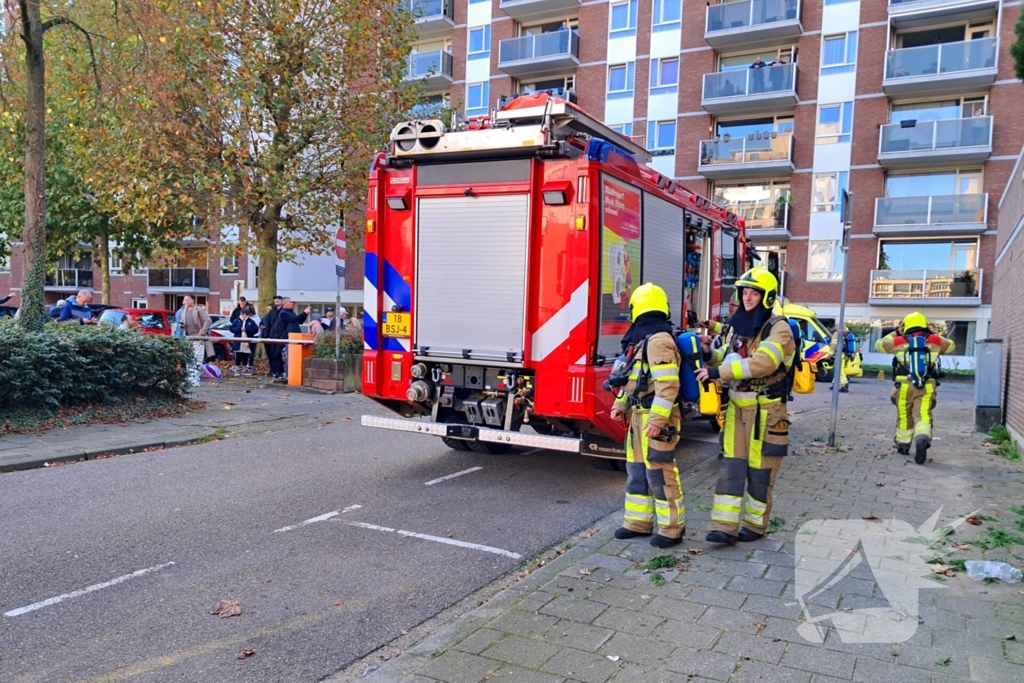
[599,177,641,353]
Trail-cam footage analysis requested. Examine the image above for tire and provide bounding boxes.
[214,345,227,362]
[466,440,513,455]
[441,437,470,452]
[816,363,834,383]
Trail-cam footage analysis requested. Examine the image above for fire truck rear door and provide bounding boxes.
[415,194,530,363]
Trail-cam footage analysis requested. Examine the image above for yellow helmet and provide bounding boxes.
[630,282,670,321]
[902,311,928,333]
[735,267,779,309]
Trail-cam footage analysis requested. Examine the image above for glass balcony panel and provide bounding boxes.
[703,63,794,99]
[498,31,578,64]
[870,269,980,300]
[886,37,995,79]
[701,133,791,165]
[876,196,931,226]
[928,194,986,224]
[409,0,445,18]
[875,194,986,226]
[707,0,795,32]
[148,269,170,288]
[879,116,991,155]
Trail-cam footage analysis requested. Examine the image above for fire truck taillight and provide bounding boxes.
[575,215,586,231]
[366,219,375,233]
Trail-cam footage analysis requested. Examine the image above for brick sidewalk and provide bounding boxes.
[343,380,1024,683]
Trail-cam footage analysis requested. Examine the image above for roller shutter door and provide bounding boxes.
[642,193,685,325]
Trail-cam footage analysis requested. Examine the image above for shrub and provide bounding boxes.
[0,319,197,410]
[313,328,364,359]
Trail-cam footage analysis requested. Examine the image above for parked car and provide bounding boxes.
[98,309,176,335]
[208,317,246,361]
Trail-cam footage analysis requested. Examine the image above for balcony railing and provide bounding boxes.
[702,63,797,114]
[147,268,210,291]
[498,31,579,76]
[698,131,794,179]
[874,194,987,236]
[406,0,455,38]
[707,0,800,32]
[869,269,982,304]
[734,199,791,239]
[888,0,998,20]
[405,50,453,82]
[45,269,93,290]
[878,116,992,167]
[884,38,996,92]
[499,0,581,22]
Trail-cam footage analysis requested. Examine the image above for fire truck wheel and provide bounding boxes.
[466,440,514,455]
[441,437,471,452]
[816,363,835,383]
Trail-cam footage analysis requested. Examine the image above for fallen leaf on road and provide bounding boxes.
[754,621,767,631]
[966,516,983,526]
[323,421,334,426]
[333,600,345,606]
[1006,635,1016,641]
[345,416,353,421]
[930,565,957,577]
[579,568,593,576]
[862,515,881,521]
[688,549,706,555]
[211,600,243,618]
[876,482,885,487]
[221,401,236,406]
[236,648,255,660]
[952,543,969,550]
[581,528,599,539]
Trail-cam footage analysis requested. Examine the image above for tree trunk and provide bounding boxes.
[97,229,110,304]
[19,3,48,331]
[256,221,278,313]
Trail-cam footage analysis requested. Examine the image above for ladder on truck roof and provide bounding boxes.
[388,93,653,163]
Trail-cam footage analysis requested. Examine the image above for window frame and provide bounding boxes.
[466,81,490,116]
[468,25,490,60]
[652,0,681,30]
[607,62,635,99]
[816,102,854,144]
[821,31,858,76]
[650,57,679,93]
[647,119,677,154]
[609,0,639,38]
[811,171,850,212]
[609,123,634,137]
[220,251,240,276]
[807,240,845,280]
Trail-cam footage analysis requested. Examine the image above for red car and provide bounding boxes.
[99,309,175,335]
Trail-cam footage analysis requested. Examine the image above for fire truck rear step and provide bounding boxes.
[361,415,581,453]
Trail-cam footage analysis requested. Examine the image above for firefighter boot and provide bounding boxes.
[706,530,738,545]
[914,435,930,465]
[651,531,683,548]
[737,528,763,542]
[897,444,910,456]
[615,527,651,539]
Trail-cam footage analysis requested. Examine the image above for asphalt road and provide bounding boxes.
[0,398,719,683]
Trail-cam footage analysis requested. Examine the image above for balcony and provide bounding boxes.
[147,268,211,293]
[698,132,794,180]
[705,0,802,49]
[887,0,998,29]
[500,0,581,23]
[883,38,997,95]
[878,116,991,168]
[406,0,454,40]
[404,50,453,92]
[737,200,792,242]
[873,194,987,237]
[498,31,579,78]
[702,63,798,116]
[869,269,982,306]
[44,269,93,292]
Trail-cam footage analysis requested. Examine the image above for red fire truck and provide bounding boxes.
[360,92,746,460]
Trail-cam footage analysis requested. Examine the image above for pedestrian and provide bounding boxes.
[260,296,286,378]
[829,326,857,393]
[278,298,311,334]
[874,312,955,464]
[179,295,214,380]
[230,296,256,322]
[309,313,325,342]
[323,307,337,332]
[49,298,65,320]
[59,289,98,324]
[117,314,138,332]
[230,309,259,375]
[0,291,17,306]
[695,267,796,545]
[609,283,686,549]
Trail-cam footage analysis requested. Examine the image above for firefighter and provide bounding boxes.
[610,283,686,548]
[874,312,955,464]
[694,267,796,545]
[828,326,856,393]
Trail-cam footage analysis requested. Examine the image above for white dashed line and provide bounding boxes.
[273,505,362,533]
[344,521,522,559]
[424,466,483,486]
[5,562,176,617]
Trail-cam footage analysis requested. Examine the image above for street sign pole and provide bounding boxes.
[828,190,853,448]
[335,213,346,359]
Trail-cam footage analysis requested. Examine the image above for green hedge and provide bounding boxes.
[313,328,364,358]
[0,319,198,410]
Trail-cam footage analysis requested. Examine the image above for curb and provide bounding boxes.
[0,433,227,474]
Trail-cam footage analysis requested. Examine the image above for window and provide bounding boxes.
[131,298,148,309]
[607,62,635,99]
[713,182,791,231]
[808,240,845,280]
[878,240,978,270]
[884,169,981,197]
[647,120,676,154]
[468,26,490,60]
[610,123,634,137]
[821,32,858,75]
[650,58,679,93]
[466,81,489,116]
[817,102,853,143]
[653,0,681,29]
[108,252,123,275]
[812,171,849,212]
[824,0,857,4]
[221,251,239,275]
[610,0,638,38]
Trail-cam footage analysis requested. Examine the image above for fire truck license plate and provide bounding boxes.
[383,312,410,337]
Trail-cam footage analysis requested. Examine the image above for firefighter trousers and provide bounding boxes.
[890,378,936,446]
[709,396,788,536]
[623,408,685,539]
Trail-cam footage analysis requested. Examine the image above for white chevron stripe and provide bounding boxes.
[531,281,589,362]
[363,277,378,350]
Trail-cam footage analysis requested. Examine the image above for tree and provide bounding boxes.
[1013,8,1024,81]
[101,0,417,308]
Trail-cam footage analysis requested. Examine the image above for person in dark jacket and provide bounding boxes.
[0,291,17,306]
[59,290,97,324]
[229,297,256,322]
[278,298,311,334]
[260,296,285,377]
[230,310,260,375]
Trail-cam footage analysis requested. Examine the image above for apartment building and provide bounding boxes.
[405,0,1022,367]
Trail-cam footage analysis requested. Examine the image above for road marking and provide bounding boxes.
[425,466,483,486]
[273,504,362,533]
[5,562,176,618]
[345,521,522,559]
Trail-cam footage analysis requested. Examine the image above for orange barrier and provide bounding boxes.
[288,333,314,387]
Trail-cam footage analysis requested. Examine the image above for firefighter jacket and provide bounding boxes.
[612,331,682,429]
[705,317,797,392]
[874,331,954,379]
